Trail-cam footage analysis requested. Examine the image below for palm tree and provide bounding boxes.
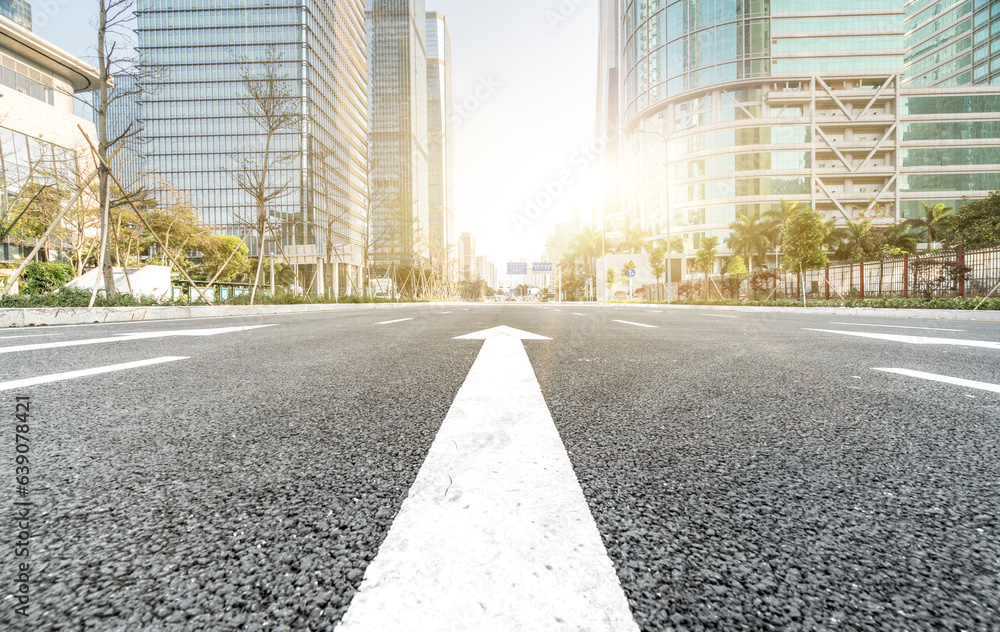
[763,200,801,269]
[569,225,603,297]
[903,202,953,250]
[726,214,771,273]
[615,225,652,254]
[880,222,919,254]
[837,218,881,261]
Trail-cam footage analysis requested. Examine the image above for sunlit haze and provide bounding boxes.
[35,0,600,272]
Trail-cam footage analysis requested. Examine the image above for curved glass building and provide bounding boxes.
[602,0,1000,270]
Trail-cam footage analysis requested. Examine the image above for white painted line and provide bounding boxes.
[573,313,586,316]
[874,368,1000,394]
[0,334,61,341]
[0,325,277,355]
[702,314,738,318]
[830,322,965,332]
[439,311,453,314]
[375,318,414,326]
[613,319,659,329]
[553,308,562,312]
[806,329,1000,350]
[338,328,638,632]
[0,357,188,392]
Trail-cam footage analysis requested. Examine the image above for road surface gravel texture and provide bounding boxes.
[1,304,998,631]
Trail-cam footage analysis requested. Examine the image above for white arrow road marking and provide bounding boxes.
[874,368,1000,394]
[0,325,277,355]
[337,327,638,632]
[613,319,658,329]
[806,329,1000,350]
[0,357,188,392]
[375,318,414,326]
[830,322,965,332]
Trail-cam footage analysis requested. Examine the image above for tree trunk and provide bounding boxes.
[250,220,266,305]
[97,0,117,301]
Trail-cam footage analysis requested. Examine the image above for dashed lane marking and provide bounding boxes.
[806,329,1000,350]
[702,314,738,318]
[375,318,414,325]
[0,357,188,392]
[830,322,965,332]
[573,313,586,316]
[0,325,277,355]
[613,320,659,329]
[874,368,1000,394]
[337,327,639,631]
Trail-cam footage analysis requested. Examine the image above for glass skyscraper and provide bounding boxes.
[366,0,430,273]
[0,0,31,30]
[426,11,454,283]
[603,0,1000,265]
[128,0,369,287]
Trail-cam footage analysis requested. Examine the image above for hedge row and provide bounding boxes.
[633,297,1000,310]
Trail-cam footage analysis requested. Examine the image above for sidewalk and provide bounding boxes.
[0,302,423,328]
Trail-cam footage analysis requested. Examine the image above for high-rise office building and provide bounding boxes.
[596,0,624,230]
[604,0,1000,263]
[426,11,454,283]
[0,0,30,31]
[129,0,369,291]
[367,0,430,274]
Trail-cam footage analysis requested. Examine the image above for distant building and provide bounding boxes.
[367,0,430,273]
[603,0,1000,266]
[0,0,30,31]
[0,14,99,261]
[426,11,455,284]
[458,232,476,280]
[121,0,370,294]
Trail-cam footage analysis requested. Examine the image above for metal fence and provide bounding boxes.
[749,247,1000,301]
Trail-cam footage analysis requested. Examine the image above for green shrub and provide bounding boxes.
[24,262,75,294]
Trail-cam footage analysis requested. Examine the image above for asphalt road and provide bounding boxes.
[1,304,998,631]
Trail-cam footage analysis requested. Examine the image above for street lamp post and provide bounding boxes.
[635,125,673,304]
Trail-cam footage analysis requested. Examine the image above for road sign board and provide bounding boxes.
[626,269,637,278]
[532,262,553,273]
[584,278,592,286]
[507,263,528,275]
[625,260,636,270]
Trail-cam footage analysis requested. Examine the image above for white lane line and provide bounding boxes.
[874,368,1000,394]
[338,328,638,632]
[613,319,659,329]
[806,329,1000,350]
[375,318,414,325]
[0,325,277,355]
[0,334,61,341]
[553,308,562,312]
[0,357,188,392]
[439,311,453,314]
[702,314,738,318]
[573,313,586,316]
[830,322,965,332]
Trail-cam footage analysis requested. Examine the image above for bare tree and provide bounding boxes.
[93,0,150,300]
[230,46,302,305]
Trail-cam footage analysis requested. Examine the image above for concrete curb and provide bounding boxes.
[601,302,1000,322]
[0,302,427,327]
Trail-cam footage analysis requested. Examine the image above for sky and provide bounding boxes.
[34,0,600,270]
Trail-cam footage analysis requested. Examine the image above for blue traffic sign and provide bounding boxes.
[626,268,637,278]
[507,263,528,275]
[532,262,553,273]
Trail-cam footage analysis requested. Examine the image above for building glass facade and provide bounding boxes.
[609,0,1000,266]
[0,0,31,31]
[367,0,429,273]
[132,0,369,274]
[426,11,454,283]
